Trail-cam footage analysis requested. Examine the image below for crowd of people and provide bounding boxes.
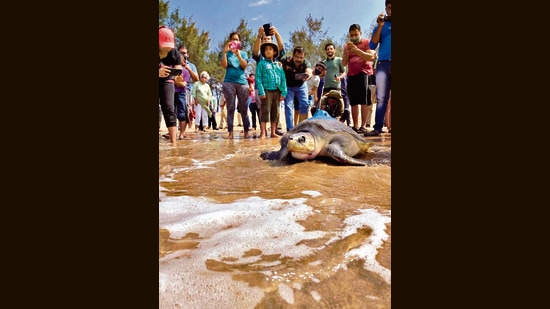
[159,0,391,143]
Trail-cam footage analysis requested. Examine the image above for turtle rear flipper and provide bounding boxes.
[325,144,372,166]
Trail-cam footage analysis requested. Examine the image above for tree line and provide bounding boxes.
[159,0,376,93]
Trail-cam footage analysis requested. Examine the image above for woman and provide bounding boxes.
[158,26,184,144]
[220,31,251,139]
[192,71,213,132]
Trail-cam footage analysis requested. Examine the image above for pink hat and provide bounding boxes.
[159,26,175,48]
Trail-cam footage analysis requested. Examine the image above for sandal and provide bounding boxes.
[162,133,170,139]
[357,127,367,133]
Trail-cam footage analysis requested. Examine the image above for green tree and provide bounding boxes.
[173,16,211,76]
[158,0,170,25]
[160,1,212,85]
[287,14,331,65]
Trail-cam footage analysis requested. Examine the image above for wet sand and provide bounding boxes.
[159,105,391,308]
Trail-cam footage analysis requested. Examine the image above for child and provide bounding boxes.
[192,71,213,132]
[255,42,287,138]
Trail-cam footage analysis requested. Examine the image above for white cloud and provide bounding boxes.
[251,14,263,21]
[249,0,271,7]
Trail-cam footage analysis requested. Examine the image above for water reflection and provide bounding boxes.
[159,129,391,308]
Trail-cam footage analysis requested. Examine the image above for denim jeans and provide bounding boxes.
[283,83,308,131]
[373,60,391,133]
[174,91,189,122]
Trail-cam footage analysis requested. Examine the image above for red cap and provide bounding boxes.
[159,26,175,48]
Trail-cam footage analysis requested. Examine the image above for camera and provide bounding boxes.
[229,41,241,50]
[263,23,272,35]
[168,68,182,77]
[377,15,391,23]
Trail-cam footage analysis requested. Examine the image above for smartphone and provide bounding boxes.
[167,68,183,76]
[294,73,308,80]
[229,41,241,50]
[263,23,272,35]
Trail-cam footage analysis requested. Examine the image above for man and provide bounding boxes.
[308,62,325,107]
[342,24,375,134]
[178,45,199,129]
[322,43,346,95]
[365,0,391,136]
[280,46,312,131]
[322,42,349,124]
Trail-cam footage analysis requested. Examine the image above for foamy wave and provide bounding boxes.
[159,195,391,307]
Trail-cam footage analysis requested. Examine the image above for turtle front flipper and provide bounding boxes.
[260,148,288,161]
[260,135,290,161]
[324,144,372,166]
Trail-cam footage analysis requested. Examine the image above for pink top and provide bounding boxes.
[345,38,374,76]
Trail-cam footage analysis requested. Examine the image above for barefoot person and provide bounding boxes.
[255,41,287,138]
[158,26,183,144]
[220,32,251,139]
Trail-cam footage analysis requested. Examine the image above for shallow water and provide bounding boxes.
[159,128,391,308]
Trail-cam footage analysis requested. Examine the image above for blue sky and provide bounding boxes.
[167,0,386,51]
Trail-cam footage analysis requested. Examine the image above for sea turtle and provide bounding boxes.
[260,111,373,166]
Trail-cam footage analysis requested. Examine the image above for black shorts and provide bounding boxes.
[347,72,371,106]
[368,74,376,86]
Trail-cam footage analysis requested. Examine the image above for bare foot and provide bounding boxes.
[228,132,234,139]
[270,134,279,138]
[244,131,250,139]
[259,135,266,139]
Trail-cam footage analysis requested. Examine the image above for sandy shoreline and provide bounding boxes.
[159,103,380,136]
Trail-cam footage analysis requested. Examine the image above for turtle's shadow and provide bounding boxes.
[260,155,374,167]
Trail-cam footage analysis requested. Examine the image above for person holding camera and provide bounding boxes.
[365,0,391,136]
[280,46,313,130]
[342,23,376,135]
[255,42,287,139]
[178,45,199,130]
[220,31,251,139]
[178,45,199,85]
[252,24,286,136]
[158,25,183,144]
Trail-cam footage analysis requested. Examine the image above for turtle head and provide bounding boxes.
[286,132,318,160]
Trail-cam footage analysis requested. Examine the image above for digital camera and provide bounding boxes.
[229,41,241,50]
[263,23,272,35]
[377,15,391,23]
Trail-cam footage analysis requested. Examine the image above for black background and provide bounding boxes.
[2,0,542,307]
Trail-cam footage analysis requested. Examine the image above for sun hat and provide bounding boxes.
[159,26,175,48]
[260,42,279,59]
[325,89,343,100]
[315,62,326,70]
